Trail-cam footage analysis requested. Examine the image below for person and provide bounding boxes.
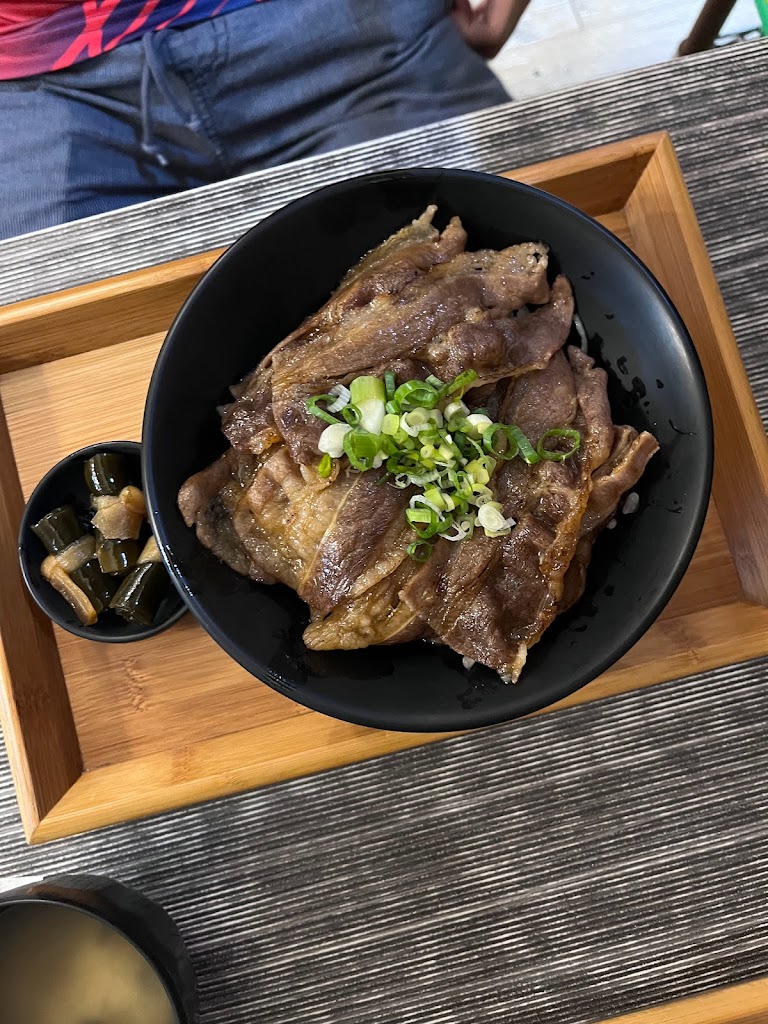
[0,0,527,240]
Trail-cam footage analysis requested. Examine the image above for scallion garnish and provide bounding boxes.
[508,426,540,466]
[343,428,382,471]
[307,370,581,553]
[537,428,582,461]
[392,379,439,411]
[307,395,342,425]
[406,507,442,540]
[342,404,362,426]
[482,423,520,461]
[439,369,478,400]
[407,540,433,562]
[349,376,386,435]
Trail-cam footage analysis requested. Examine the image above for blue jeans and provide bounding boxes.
[0,0,508,240]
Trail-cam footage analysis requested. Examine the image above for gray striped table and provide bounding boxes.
[1,38,767,1024]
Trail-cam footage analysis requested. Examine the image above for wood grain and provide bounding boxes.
[0,249,223,375]
[601,977,768,1024]
[502,132,662,216]
[625,134,768,604]
[1,133,767,845]
[0,401,81,836]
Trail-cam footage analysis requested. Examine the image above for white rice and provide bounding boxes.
[622,492,640,515]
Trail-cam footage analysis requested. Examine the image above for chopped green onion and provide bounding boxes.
[350,376,385,405]
[508,426,540,466]
[464,412,494,437]
[306,395,341,425]
[426,374,444,388]
[452,471,473,499]
[537,428,581,461]
[406,507,442,539]
[403,409,432,432]
[442,513,476,542]
[407,540,433,562]
[381,413,401,436]
[435,513,457,536]
[385,400,399,415]
[477,502,512,536]
[386,452,423,476]
[318,453,333,478]
[482,423,520,461]
[327,384,351,413]
[466,456,496,486]
[342,404,362,426]
[343,428,382,471]
[350,375,386,434]
[439,369,478,400]
[423,487,446,511]
[384,371,396,401]
[444,399,470,421]
[318,422,352,458]
[392,380,439,410]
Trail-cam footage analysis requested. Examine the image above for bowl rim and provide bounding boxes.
[0,895,185,1024]
[143,166,714,730]
[18,440,187,644]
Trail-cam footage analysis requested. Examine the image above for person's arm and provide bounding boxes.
[452,0,533,59]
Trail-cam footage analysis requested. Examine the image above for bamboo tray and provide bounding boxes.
[1,131,767,845]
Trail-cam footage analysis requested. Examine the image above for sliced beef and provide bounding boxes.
[303,560,427,650]
[559,426,659,611]
[425,274,574,387]
[235,446,358,590]
[271,242,551,463]
[177,450,258,579]
[299,472,413,615]
[222,207,466,459]
[222,363,279,457]
[403,347,614,682]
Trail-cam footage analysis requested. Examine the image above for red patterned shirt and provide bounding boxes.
[0,0,265,80]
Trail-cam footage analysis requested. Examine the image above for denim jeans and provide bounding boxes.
[0,0,508,240]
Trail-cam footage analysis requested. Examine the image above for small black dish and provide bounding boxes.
[0,873,197,1023]
[19,441,186,642]
[143,168,713,732]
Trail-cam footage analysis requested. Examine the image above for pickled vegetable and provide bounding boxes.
[110,562,170,626]
[71,559,118,614]
[41,557,97,626]
[31,506,83,554]
[92,498,143,540]
[84,453,129,497]
[95,532,140,576]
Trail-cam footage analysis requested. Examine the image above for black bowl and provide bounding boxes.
[0,874,197,1023]
[19,441,186,642]
[143,168,713,732]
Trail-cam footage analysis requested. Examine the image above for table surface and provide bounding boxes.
[2,39,767,1024]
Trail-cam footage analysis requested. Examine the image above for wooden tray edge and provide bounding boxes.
[625,134,768,605]
[600,976,768,1024]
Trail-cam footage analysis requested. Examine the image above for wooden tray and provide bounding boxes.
[1,131,767,845]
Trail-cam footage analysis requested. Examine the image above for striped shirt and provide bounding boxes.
[0,0,265,80]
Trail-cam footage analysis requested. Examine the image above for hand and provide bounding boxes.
[451,0,531,60]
